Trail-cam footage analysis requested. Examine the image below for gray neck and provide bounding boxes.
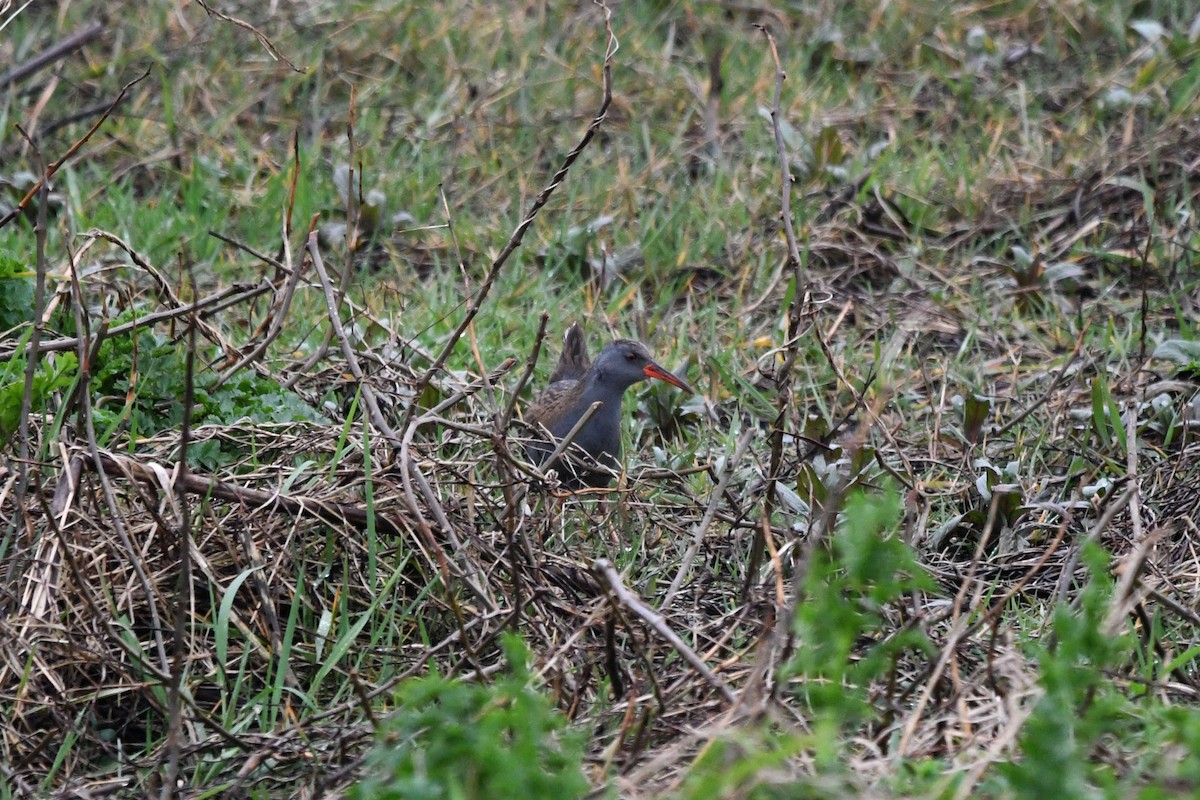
[576,368,630,417]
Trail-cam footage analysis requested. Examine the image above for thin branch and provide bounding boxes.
[208,230,285,272]
[665,428,755,606]
[499,312,550,432]
[400,1,617,433]
[0,281,272,360]
[306,233,400,448]
[0,21,104,87]
[193,0,303,72]
[161,264,200,800]
[15,142,49,504]
[66,257,171,675]
[0,69,150,230]
[995,326,1086,436]
[210,212,306,389]
[538,401,604,481]
[757,26,803,274]
[594,558,735,704]
[745,25,818,598]
[86,451,406,537]
[85,229,231,349]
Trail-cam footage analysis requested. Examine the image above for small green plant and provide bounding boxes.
[88,327,324,458]
[0,352,77,441]
[788,490,933,708]
[673,491,935,798]
[1090,374,1127,458]
[995,543,1129,798]
[1153,338,1200,380]
[0,252,35,332]
[675,727,808,800]
[990,543,1200,799]
[351,635,589,800]
[784,489,934,762]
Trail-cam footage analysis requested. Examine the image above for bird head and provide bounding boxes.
[594,339,694,393]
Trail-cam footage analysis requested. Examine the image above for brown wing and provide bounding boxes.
[548,323,590,384]
[526,379,580,432]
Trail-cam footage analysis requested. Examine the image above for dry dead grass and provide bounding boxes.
[3,1,1200,797]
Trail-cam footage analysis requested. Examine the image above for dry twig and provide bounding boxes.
[594,558,735,704]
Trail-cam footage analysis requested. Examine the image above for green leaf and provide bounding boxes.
[215,567,260,672]
[1153,339,1200,365]
[962,393,990,444]
[351,635,588,800]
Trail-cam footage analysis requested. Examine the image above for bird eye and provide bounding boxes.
[625,351,638,361]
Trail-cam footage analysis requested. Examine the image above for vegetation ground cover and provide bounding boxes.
[3,0,1200,797]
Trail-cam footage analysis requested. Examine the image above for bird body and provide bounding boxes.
[526,325,692,488]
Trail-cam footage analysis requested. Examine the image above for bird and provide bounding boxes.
[525,324,693,488]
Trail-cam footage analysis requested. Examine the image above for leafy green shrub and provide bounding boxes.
[990,543,1200,799]
[90,328,324,448]
[675,727,808,800]
[351,636,589,800]
[2,305,323,463]
[785,489,934,749]
[994,543,1128,798]
[0,252,35,332]
[674,490,936,798]
[0,352,77,441]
